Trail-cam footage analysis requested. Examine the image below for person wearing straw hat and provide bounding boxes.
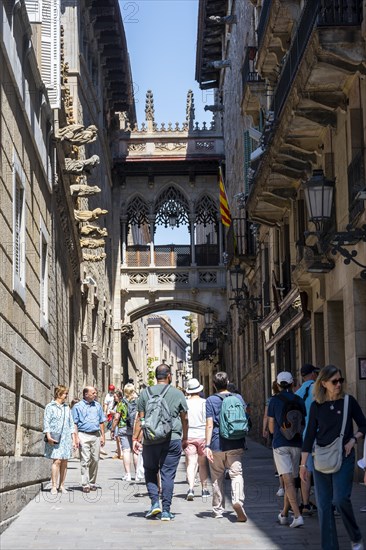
[184,378,210,501]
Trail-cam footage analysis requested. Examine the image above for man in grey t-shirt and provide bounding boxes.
[132,364,188,521]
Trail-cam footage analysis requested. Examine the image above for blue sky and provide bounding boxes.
[121,0,209,338]
[121,0,212,126]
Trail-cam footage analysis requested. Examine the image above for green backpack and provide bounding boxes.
[142,385,173,444]
[217,393,249,440]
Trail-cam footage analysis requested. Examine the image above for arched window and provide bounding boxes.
[154,186,189,228]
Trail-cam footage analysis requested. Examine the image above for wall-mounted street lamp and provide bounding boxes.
[229,265,262,320]
[176,360,184,374]
[303,169,366,279]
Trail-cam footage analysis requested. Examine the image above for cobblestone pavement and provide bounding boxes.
[1,439,365,549]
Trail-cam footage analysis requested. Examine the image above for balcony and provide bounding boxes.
[256,0,302,82]
[246,0,364,225]
[126,244,219,268]
[241,47,266,126]
[226,218,257,265]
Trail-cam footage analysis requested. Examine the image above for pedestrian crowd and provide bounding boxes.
[43,363,366,549]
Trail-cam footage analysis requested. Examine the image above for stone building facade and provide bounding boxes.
[196,0,366,449]
[147,314,188,388]
[0,0,134,530]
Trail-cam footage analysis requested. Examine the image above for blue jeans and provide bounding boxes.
[142,439,182,513]
[313,451,362,550]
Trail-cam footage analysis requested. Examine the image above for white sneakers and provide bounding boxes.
[278,513,289,525]
[289,515,304,528]
[351,542,364,550]
[122,473,132,482]
[278,512,304,528]
[276,487,285,497]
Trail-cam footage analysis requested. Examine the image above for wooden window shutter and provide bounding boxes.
[41,0,61,109]
[25,0,42,23]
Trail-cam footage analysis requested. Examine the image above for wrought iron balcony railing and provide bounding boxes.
[242,46,264,91]
[226,218,257,262]
[256,0,271,49]
[271,0,363,118]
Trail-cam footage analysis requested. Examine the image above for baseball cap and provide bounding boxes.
[108,384,115,391]
[301,364,319,377]
[276,371,293,385]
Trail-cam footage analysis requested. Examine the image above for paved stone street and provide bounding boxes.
[1,439,365,550]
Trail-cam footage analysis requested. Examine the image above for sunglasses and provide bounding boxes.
[330,377,344,385]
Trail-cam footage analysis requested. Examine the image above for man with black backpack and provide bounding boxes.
[132,364,188,521]
[268,371,306,528]
[205,372,248,522]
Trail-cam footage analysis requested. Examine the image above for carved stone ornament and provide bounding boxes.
[55,124,98,144]
[121,323,134,340]
[80,238,105,248]
[155,142,187,152]
[70,184,101,196]
[145,90,155,122]
[64,154,100,174]
[80,224,108,237]
[74,208,108,222]
[82,252,107,262]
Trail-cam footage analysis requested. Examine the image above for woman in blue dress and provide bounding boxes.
[43,385,77,494]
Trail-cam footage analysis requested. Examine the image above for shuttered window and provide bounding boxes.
[40,222,49,328]
[13,154,26,302]
[25,0,42,22]
[41,0,61,109]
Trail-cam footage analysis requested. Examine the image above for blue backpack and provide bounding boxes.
[216,393,249,440]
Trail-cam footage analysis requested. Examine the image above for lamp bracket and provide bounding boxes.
[305,225,366,279]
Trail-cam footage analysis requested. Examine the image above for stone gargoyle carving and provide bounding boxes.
[80,224,108,237]
[70,184,101,196]
[74,208,108,222]
[64,154,100,175]
[121,323,134,340]
[55,124,98,144]
[83,252,107,262]
[80,238,105,249]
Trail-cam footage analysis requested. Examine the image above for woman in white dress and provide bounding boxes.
[43,385,77,495]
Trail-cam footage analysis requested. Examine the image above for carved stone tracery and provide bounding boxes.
[127,196,150,228]
[154,186,189,228]
[195,195,218,226]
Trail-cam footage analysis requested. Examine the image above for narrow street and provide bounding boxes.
[2,439,365,549]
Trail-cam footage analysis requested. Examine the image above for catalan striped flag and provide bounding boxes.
[219,167,232,227]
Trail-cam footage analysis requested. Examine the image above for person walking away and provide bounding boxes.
[300,365,366,550]
[104,384,116,440]
[112,383,138,481]
[295,363,319,515]
[268,371,306,528]
[184,378,209,500]
[44,385,78,495]
[263,381,285,496]
[72,386,106,493]
[132,364,188,521]
[205,371,248,522]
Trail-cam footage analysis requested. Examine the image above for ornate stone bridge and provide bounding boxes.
[111,91,228,370]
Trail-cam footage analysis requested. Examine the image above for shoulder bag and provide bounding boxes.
[313,394,349,474]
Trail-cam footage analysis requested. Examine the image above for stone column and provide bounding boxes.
[121,216,127,267]
[149,216,155,267]
[190,214,196,266]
